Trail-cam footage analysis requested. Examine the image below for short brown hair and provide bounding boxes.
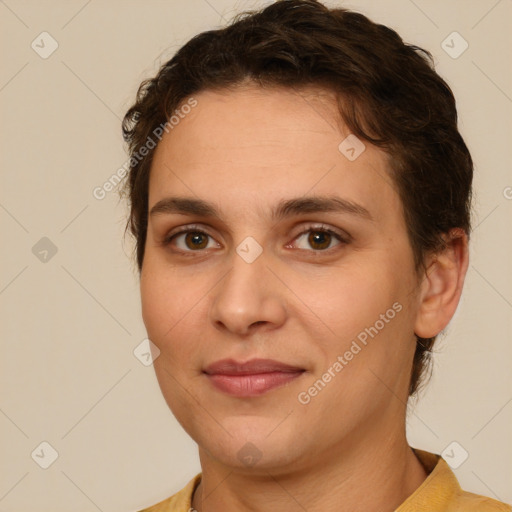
[120,0,473,396]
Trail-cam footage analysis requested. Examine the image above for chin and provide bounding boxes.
[192,416,310,473]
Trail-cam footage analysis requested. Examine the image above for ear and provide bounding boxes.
[414,228,469,338]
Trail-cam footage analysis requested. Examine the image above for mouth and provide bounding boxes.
[203,358,306,397]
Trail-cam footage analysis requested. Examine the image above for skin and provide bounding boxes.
[140,84,469,511]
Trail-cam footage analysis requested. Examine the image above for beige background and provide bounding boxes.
[0,0,511,510]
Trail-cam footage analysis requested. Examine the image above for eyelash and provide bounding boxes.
[161,223,350,255]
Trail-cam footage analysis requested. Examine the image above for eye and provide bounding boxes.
[290,226,348,252]
[162,224,350,255]
[163,227,219,252]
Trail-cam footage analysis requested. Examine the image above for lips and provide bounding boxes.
[203,358,305,397]
[204,358,304,375]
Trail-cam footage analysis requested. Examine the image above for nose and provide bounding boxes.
[209,248,287,337]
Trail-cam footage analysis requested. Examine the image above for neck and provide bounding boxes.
[191,425,428,512]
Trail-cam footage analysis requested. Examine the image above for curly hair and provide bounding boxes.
[120,0,473,396]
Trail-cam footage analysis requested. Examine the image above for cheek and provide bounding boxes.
[140,262,214,362]
[296,257,417,380]
[140,265,186,347]
[291,262,403,341]
[140,265,165,343]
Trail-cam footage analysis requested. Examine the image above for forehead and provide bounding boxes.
[160,85,346,162]
[148,85,399,222]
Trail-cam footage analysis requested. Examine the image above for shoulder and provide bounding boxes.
[451,490,512,511]
[397,449,511,512]
[137,473,202,512]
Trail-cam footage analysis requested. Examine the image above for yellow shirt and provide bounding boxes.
[139,449,511,511]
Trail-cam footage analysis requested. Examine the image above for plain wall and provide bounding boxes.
[1,0,511,510]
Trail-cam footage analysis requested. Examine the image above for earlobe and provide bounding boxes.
[414,229,469,339]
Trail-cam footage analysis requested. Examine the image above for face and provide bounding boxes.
[140,85,423,475]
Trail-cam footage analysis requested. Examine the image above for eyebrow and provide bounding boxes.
[149,195,373,221]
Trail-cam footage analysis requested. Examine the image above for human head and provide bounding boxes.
[121,0,472,399]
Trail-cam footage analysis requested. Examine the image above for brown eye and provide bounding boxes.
[184,232,209,250]
[307,230,332,250]
[293,227,345,252]
[163,228,219,252]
